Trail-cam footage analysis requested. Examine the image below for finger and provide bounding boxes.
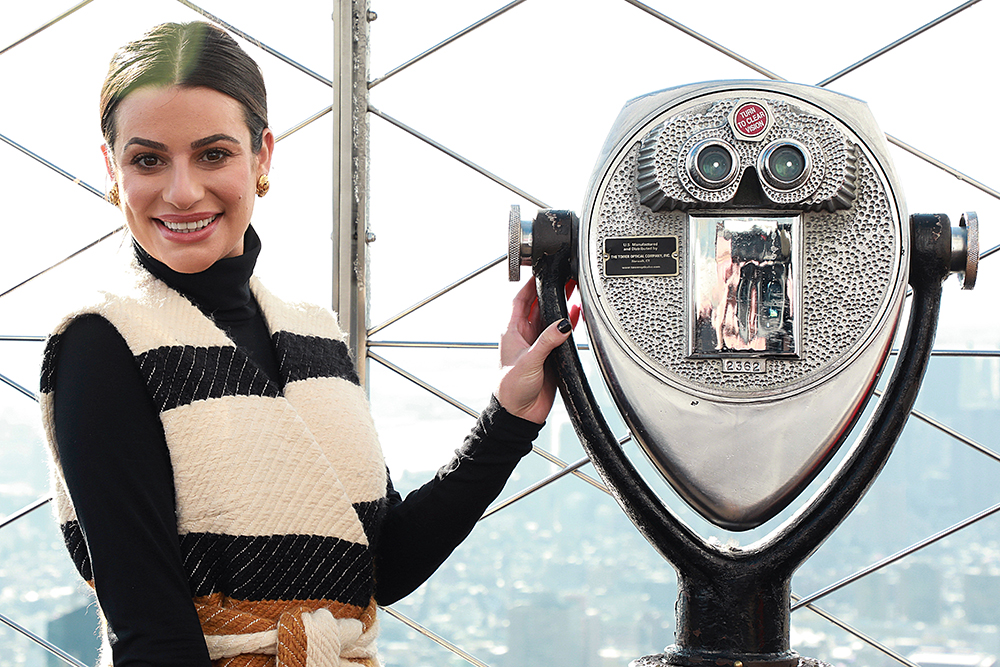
[508,280,540,334]
[528,295,543,331]
[511,279,538,319]
[518,318,573,370]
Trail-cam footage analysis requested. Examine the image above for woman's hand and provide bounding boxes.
[495,279,580,424]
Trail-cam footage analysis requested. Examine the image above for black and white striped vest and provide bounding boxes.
[40,260,386,666]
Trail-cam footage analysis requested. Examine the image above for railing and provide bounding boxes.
[1,1,998,665]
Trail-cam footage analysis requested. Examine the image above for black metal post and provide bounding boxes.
[532,212,953,667]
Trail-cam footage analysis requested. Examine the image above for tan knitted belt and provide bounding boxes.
[197,595,380,667]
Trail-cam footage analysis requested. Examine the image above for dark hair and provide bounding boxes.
[100,22,268,155]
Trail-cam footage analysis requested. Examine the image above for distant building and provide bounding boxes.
[899,562,942,625]
[47,605,100,667]
[963,570,1000,626]
[506,593,591,667]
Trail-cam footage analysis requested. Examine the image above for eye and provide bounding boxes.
[131,154,163,169]
[201,148,232,163]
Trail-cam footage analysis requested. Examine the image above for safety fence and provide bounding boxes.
[1,1,999,666]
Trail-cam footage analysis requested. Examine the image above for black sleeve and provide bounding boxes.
[374,396,541,605]
[51,314,212,666]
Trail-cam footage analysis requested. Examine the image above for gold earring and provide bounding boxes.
[107,182,120,207]
[256,174,270,197]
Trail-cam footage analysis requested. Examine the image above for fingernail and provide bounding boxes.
[557,319,572,334]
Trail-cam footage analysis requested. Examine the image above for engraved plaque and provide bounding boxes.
[604,236,679,277]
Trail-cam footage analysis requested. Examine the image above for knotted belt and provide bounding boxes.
[197,596,380,667]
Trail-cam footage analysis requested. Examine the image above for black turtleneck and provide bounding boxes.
[133,226,280,383]
[48,228,541,666]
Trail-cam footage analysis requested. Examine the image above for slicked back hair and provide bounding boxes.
[100,22,268,156]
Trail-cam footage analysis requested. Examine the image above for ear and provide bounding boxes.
[101,144,116,180]
[256,128,275,177]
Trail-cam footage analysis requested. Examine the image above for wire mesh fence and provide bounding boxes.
[1,1,998,666]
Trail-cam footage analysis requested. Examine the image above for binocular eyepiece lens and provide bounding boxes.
[688,140,739,190]
[698,146,733,181]
[759,140,811,190]
[769,145,805,182]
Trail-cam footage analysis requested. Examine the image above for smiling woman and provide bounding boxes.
[98,21,273,275]
[107,85,273,274]
[35,19,575,667]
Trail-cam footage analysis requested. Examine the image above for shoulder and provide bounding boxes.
[58,313,124,350]
[249,276,346,341]
[43,314,124,374]
[42,314,136,395]
[50,258,230,356]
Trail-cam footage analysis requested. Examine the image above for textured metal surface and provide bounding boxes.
[570,81,909,529]
[956,211,979,289]
[508,205,523,281]
[631,656,831,667]
[636,98,857,211]
[588,92,900,398]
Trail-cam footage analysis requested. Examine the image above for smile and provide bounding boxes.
[159,215,218,233]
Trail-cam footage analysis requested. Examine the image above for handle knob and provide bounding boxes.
[508,205,533,281]
[951,211,979,290]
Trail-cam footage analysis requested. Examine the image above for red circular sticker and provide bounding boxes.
[733,102,769,138]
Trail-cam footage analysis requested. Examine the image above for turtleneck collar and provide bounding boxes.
[134,226,261,322]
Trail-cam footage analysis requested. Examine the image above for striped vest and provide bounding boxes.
[40,261,386,666]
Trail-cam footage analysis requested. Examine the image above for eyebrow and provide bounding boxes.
[191,134,241,149]
[122,137,168,152]
[122,134,241,152]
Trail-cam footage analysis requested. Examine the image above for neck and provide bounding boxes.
[133,226,261,320]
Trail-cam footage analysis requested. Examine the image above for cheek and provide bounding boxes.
[220,170,255,203]
[120,179,155,210]
[228,187,251,210]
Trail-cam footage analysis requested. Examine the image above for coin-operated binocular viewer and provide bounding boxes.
[508,81,979,667]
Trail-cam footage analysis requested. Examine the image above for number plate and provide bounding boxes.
[721,358,766,374]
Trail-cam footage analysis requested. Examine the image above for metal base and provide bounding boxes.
[631,654,831,667]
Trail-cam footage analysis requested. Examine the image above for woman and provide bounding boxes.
[40,21,575,666]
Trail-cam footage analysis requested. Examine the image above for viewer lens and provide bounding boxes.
[768,145,805,183]
[688,140,739,190]
[698,146,733,182]
[759,139,811,190]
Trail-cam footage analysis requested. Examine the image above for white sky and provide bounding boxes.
[1,0,998,473]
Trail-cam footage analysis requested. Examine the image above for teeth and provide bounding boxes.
[161,215,217,233]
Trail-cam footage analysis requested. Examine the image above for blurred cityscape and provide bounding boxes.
[0,354,998,666]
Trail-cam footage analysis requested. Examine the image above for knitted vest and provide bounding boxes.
[40,261,386,667]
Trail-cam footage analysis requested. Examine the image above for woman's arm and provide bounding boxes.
[374,396,540,604]
[51,314,211,666]
[374,281,576,604]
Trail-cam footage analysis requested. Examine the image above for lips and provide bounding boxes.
[157,215,219,233]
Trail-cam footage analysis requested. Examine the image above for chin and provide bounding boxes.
[158,249,226,274]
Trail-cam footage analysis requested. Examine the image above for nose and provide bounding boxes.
[162,163,204,210]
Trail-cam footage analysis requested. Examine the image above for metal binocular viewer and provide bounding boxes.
[507,81,979,667]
